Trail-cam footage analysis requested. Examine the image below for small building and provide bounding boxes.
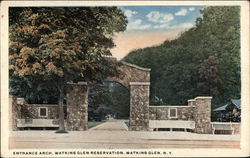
[213,99,241,122]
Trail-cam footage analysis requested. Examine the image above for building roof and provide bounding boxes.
[213,99,241,112]
[231,99,241,108]
[213,104,228,111]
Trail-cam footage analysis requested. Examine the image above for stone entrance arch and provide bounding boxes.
[66,61,151,131]
[9,60,239,134]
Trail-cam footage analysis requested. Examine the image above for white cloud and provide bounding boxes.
[152,22,193,30]
[189,7,195,11]
[146,11,174,23]
[124,9,138,18]
[153,23,170,29]
[178,23,194,28]
[138,24,152,30]
[131,19,142,25]
[169,22,194,29]
[175,8,188,16]
[127,19,152,30]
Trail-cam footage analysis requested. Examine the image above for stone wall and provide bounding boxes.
[9,95,21,131]
[129,82,150,131]
[66,82,88,131]
[19,104,62,119]
[148,97,214,134]
[149,106,195,121]
[106,61,150,88]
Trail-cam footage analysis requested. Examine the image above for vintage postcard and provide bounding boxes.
[1,0,249,157]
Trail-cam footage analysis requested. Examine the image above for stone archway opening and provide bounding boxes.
[88,81,130,122]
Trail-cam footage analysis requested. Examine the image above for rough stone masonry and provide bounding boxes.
[66,82,88,131]
[129,82,150,131]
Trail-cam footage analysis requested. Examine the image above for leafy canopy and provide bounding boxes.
[9,7,127,103]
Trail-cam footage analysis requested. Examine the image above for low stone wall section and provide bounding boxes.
[9,96,21,131]
[19,104,62,119]
[149,105,195,121]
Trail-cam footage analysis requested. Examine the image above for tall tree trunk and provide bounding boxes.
[58,86,65,131]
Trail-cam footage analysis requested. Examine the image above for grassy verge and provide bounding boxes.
[88,121,104,129]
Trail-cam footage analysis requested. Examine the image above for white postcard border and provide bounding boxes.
[1,1,249,157]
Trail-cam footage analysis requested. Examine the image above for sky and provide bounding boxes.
[111,6,204,60]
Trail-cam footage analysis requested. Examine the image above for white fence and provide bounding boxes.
[17,119,59,128]
[149,120,195,130]
[211,122,240,135]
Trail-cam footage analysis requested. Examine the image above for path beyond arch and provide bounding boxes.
[89,120,128,131]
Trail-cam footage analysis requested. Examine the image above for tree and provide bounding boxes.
[9,7,127,131]
[88,82,130,120]
[109,83,130,118]
[198,56,222,103]
[9,75,59,104]
[123,6,240,106]
[88,83,113,120]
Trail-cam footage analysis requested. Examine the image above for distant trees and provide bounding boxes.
[9,7,127,130]
[88,82,130,120]
[123,6,240,108]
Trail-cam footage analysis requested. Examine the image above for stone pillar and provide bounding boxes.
[194,96,212,134]
[66,82,88,131]
[188,99,195,106]
[129,82,150,131]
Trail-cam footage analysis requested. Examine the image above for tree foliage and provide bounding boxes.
[198,56,222,103]
[123,6,240,108]
[9,7,127,129]
[9,7,127,100]
[88,82,130,120]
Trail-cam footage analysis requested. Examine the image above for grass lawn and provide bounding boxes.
[88,121,104,129]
